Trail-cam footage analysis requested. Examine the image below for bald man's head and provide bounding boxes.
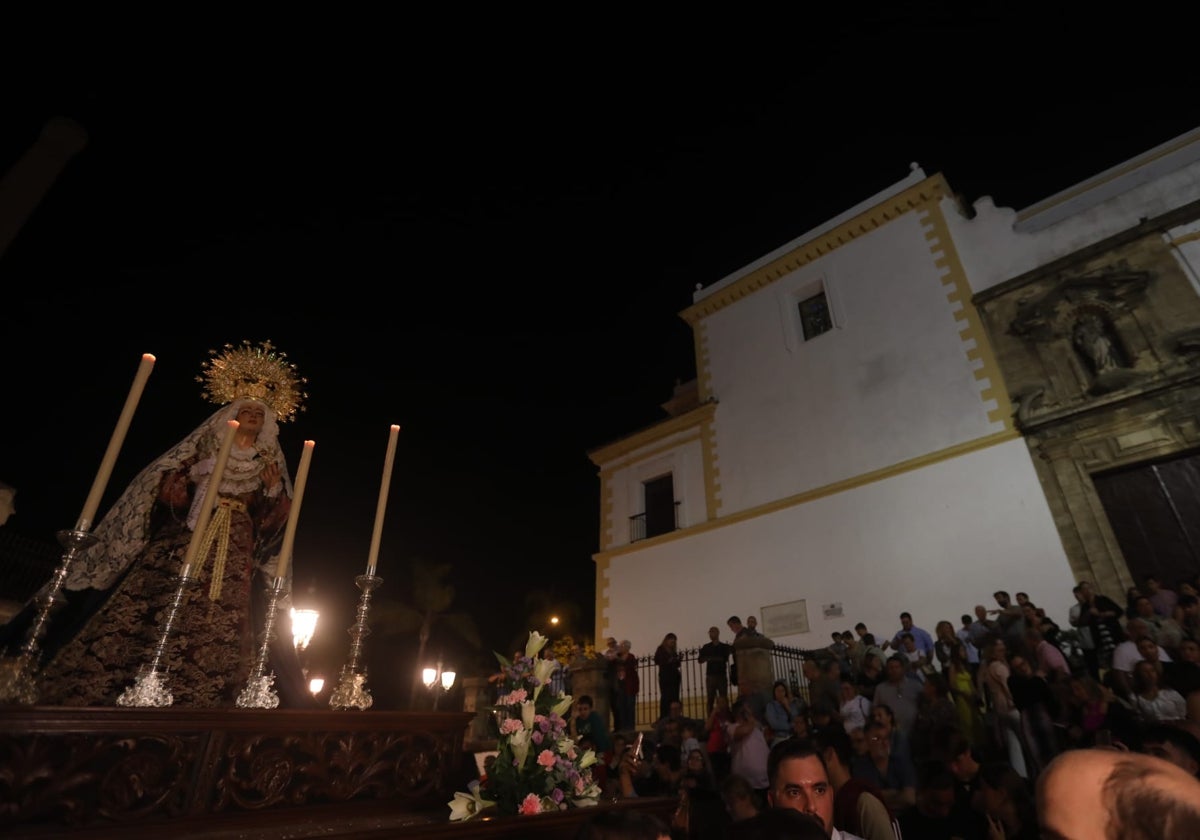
[1038,749,1200,839]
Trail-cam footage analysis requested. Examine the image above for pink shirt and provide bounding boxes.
[1036,640,1071,679]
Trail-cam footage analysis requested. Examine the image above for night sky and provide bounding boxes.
[3,19,1197,704]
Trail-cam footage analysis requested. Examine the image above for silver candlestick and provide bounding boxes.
[116,569,200,707]
[236,576,284,708]
[328,572,381,710]
[0,528,98,705]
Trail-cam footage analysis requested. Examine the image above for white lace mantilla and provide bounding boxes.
[63,399,294,592]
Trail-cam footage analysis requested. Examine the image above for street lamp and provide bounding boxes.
[422,657,456,709]
[290,608,319,653]
[290,608,319,687]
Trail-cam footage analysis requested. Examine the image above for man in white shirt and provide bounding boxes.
[1112,619,1173,673]
[1111,617,1172,698]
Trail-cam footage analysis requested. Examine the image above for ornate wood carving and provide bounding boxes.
[0,707,470,837]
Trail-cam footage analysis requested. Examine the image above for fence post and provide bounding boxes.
[568,656,611,728]
[461,675,497,751]
[733,635,776,715]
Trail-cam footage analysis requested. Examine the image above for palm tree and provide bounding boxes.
[370,559,483,708]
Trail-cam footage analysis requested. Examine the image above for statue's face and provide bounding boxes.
[236,402,268,434]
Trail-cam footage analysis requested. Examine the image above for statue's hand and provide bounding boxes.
[261,461,281,492]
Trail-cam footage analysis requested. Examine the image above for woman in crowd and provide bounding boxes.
[654,632,682,720]
[681,746,717,795]
[603,733,628,799]
[1062,675,1111,748]
[764,679,806,747]
[947,639,986,748]
[1131,659,1187,724]
[977,638,1028,779]
[609,640,640,733]
[933,620,958,672]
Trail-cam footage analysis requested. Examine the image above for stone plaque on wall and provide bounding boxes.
[762,599,809,636]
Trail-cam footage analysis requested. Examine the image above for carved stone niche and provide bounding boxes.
[1005,265,1151,426]
[974,228,1200,596]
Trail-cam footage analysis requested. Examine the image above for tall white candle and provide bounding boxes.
[275,439,314,581]
[76,353,156,532]
[180,419,239,578]
[366,424,400,576]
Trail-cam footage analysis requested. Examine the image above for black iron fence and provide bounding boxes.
[626,642,826,729]
[628,501,682,542]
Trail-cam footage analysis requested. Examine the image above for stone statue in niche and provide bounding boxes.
[1072,312,1122,375]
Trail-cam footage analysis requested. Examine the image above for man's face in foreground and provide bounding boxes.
[768,755,833,835]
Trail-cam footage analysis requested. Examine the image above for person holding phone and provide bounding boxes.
[614,733,670,800]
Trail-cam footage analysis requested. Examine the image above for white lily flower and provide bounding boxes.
[510,727,531,768]
[447,780,495,821]
[448,792,474,821]
[532,657,556,701]
[570,796,599,808]
[550,695,574,717]
[525,630,549,659]
[577,748,598,769]
[521,700,536,731]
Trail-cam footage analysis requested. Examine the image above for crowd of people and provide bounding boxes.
[576,580,1200,838]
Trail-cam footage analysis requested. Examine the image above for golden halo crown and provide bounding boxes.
[196,340,308,422]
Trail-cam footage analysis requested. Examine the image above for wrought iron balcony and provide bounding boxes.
[629,501,681,542]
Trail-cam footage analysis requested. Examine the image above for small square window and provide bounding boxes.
[798,291,832,340]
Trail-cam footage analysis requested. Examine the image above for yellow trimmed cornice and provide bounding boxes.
[587,402,718,466]
[1016,129,1200,225]
[597,470,616,552]
[593,428,1020,561]
[594,554,611,644]
[700,412,721,520]
[596,435,702,482]
[694,320,713,403]
[680,173,953,325]
[920,201,1015,429]
[1169,229,1200,247]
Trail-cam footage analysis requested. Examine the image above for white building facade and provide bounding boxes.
[590,128,1200,658]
